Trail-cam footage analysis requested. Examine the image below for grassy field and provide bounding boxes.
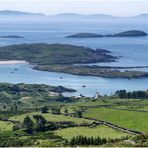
[83,107,148,133]
[10,111,93,125]
[0,121,14,131]
[55,125,128,140]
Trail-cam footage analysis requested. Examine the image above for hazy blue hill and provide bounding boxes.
[0,10,45,16]
[52,13,116,19]
[55,13,84,16]
[1,11,148,19]
[132,14,148,18]
[89,14,115,18]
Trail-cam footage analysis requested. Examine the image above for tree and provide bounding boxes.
[51,107,61,115]
[116,90,127,98]
[75,110,82,118]
[14,105,18,110]
[23,116,34,134]
[64,108,68,116]
[41,106,48,113]
[33,115,47,131]
[3,105,6,110]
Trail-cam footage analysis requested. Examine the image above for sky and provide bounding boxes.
[0,0,148,16]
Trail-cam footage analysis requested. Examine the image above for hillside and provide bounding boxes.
[0,10,45,16]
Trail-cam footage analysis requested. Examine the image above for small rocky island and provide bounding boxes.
[66,30,147,38]
[66,33,104,38]
[0,35,24,38]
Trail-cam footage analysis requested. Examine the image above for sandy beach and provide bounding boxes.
[0,60,28,65]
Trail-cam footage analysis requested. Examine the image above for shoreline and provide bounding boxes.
[0,60,28,65]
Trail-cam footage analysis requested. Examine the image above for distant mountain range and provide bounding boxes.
[53,13,116,18]
[0,10,45,16]
[0,10,147,18]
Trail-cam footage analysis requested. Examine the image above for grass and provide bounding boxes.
[55,125,128,140]
[0,121,14,131]
[10,111,93,125]
[83,107,148,133]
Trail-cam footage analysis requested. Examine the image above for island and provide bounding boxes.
[0,43,116,64]
[0,35,24,38]
[66,30,147,38]
[34,64,148,79]
[0,43,147,78]
[66,33,104,38]
[112,30,147,37]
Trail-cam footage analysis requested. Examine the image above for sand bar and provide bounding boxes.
[0,60,28,65]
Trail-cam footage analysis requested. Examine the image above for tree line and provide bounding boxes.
[115,90,148,99]
[68,135,107,146]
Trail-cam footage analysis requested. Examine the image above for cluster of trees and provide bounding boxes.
[115,90,148,99]
[22,115,59,134]
[23,115,49,133]
[23,116,34,133]
[69,135,107,146]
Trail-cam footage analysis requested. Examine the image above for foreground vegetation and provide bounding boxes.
[0,82,148,146]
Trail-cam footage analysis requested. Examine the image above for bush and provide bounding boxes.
[41,106,48,113]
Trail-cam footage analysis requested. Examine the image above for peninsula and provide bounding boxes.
[34,64,148,79]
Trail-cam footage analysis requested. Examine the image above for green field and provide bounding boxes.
[0,121,14,131]
[83,107,148,133]
[10,111,92,125]
[55,125,128,140]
